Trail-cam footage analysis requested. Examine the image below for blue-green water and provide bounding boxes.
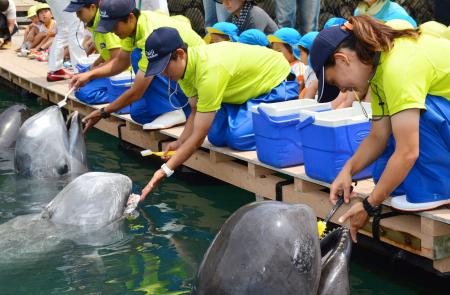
[0,85,447,294]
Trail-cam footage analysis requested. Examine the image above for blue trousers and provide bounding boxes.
[129,49,190,124]
[208,81,299,151]
[373,95,450,203]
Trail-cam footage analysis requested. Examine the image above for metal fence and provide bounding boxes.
[167,0,436,36]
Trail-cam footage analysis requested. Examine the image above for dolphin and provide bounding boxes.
[191,201,352,295]
[0,104,32,148]
[14,106,88,178]
[0,172,132,265]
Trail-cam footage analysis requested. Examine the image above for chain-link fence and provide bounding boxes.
[167,0,437,36]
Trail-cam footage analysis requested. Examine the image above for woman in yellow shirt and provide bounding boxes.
[309,16,450,242]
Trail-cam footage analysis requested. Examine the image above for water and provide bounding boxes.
[0,86,448,294]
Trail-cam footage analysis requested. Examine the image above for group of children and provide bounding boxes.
[17,4,56,61]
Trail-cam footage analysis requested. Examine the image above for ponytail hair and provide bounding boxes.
[325,15,420,67]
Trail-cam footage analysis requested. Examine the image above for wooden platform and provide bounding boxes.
[1,46,450,274]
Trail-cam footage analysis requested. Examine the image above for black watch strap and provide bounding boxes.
[100,107,110,119]
[363,197,381,217]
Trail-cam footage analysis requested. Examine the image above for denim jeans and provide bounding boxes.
[275,0,320,34]
[203,0,230,28]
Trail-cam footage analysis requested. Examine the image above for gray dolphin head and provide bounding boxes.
[45,172,132,227]
[0,104,32,148]
[192,201,322,295]
[14,106,87,178]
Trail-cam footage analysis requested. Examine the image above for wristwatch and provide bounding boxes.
[362,197,381,217]
[99,107,110,119]
[161,163,174,178]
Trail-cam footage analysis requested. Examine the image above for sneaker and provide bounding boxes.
[47,69,73,82]
[63,60,72,69]
[27,49,40,59]
[17,48,30,57]
[37,51,48,62]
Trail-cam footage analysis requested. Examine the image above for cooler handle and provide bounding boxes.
[257,107,299,127]
[296,115,315,130]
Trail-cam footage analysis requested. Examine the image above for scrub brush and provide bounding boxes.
[318,186,353,238]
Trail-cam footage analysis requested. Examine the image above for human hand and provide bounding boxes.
[69,72,91,89]
[161,140,181,161]
[140,169,166,201]
[338,201,369,243]
[82,110,101,134]
[330,167,354,205]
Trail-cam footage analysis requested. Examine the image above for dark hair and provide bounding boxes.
[118,8,140,23]
[298,45,309,55]
[170,43,188,60]
[0,0,9,12]
[84,1,99,9]
[325,15,420,67]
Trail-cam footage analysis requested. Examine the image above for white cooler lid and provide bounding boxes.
[299,102,372,127]
[251,99,331,117]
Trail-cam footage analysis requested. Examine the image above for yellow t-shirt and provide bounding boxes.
[120,11,204,73]
[178,42,291,113]
[370,34,450,116]
[87,10,122,62]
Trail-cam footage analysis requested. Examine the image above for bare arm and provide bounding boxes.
[70,49,131,89]
[177,97,198,144]
[104,71,153,113]
[368,109,420,205]
[330,116,392,203]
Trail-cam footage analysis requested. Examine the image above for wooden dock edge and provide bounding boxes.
[1,57,449,274]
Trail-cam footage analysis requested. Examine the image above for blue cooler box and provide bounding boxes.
[298,102,374,183]
[108,71,135,114]
[252,99,331,168]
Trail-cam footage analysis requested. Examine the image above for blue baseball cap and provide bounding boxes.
[238,29,268,46]
[144,27,184,77]
[310,25,352,103]
[95,0,136,33]
[64,0,98,13]
[296,31,319,51]
[323,17,347,29]
[206,22,239,42]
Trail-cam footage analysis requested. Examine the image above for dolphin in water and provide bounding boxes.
[0,172,132,265]
[14,106,88,178]
[192,201,352,295]
[0,104,32,148]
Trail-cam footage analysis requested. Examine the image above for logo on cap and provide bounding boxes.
[100,10,110,18]
[146,49,158,60]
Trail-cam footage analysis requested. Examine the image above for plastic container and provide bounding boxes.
[252,99,332,168]
[107,71,135,114]
[297,102,373,183]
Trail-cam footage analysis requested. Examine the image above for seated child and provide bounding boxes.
[28,3,56,61]
[237,28,268,47]
[296,31,319,99]
[354,0,417,27]
[268,28,305,90]
[206,21,238,43]
[17,5,40,53]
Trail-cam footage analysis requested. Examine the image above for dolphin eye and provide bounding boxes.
[57,164,69,175]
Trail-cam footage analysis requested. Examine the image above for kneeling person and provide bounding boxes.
[140,27,299,200]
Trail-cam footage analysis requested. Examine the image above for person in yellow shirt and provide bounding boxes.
[69,0,204,129]
[308,16,450,243]
[139,27,299,201]
[65,0,125,106]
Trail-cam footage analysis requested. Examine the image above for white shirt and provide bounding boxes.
[1,0,16,20]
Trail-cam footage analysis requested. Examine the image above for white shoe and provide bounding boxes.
[391,195,450,212]
[143,109,186,130]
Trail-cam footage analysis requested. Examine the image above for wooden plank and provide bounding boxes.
[248,163,274,178]
[433,256,450,273]
[294,178,323,193]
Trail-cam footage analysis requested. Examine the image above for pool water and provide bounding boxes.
[0,86,447,294]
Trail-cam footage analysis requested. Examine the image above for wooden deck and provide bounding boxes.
[1,46,450,274]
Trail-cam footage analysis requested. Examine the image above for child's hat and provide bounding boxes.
[206,22,239,42]
[36,3,51,13]
[27,5,37,18]
[237,29,268,46]
[267,28,301,45]
[323,17,347,29]
[296,31,319,51]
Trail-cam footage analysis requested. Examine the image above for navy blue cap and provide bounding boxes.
[64,0,98,13]
[310,25,352,103]
[144,27,184,77]
[95,0,136,33]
